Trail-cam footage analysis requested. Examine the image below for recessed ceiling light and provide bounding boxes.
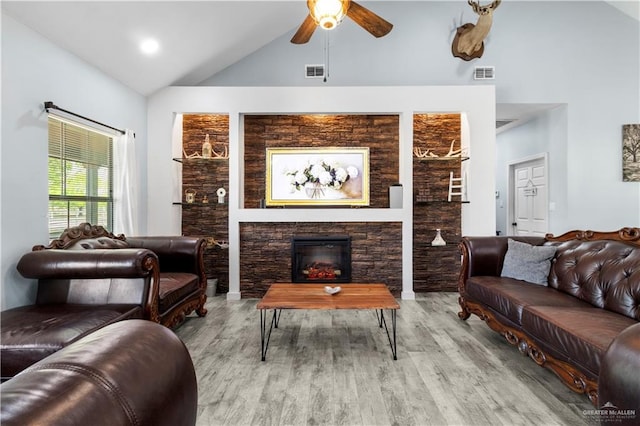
[140,38,159,55]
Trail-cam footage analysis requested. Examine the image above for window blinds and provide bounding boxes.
[48,117,113,237]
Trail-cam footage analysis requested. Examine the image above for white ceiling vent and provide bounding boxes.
[305,64,325,79]
[474,66,495,80]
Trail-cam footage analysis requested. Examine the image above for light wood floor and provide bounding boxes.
[175,292,596,426]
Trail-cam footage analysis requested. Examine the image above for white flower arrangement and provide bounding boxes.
[285,159,359,195]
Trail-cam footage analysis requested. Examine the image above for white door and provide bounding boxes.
[511,157,548,236]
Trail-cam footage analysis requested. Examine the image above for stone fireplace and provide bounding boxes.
[291,236,351,283]
[239,222,402,298]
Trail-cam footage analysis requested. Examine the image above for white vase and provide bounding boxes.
[304,182,325,199]
[431,229,446,246]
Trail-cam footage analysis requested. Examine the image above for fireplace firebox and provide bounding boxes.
[291,236,352,283]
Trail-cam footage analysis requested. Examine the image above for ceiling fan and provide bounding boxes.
[291,0,393,44]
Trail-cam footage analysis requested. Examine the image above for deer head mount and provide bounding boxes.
[452,0,501,61]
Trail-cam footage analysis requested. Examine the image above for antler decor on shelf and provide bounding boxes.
[205,237,229,249]
[445,140,464,157]
[414,140,465,158]
[182,144,229,159]
[413,147,438,158]
[212,144,229,159]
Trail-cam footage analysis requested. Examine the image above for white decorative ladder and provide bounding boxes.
[448,171,465,202]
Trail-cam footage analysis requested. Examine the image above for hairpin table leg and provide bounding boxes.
[260,309,281,361]
[377,309,398,360]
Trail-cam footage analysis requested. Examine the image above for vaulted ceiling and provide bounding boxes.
[2,1,306,96]
[2,1,638,98]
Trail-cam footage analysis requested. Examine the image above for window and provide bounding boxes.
[48,117,113,238]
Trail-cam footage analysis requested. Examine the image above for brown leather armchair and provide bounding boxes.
[26,223,209,328]
[1,223,208,379]
[1,320,197,426]
[124,235,208,326]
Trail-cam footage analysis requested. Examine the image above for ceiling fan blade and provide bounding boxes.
[346,1,393,38]
[291,14,317,44]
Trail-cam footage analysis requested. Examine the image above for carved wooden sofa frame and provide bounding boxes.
[34,223,208,328]
[457,228,640,406]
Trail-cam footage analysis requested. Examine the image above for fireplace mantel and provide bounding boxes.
[236,208,405,222]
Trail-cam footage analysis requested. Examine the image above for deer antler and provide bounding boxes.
[211,143,229,159]
[444,140,463,157]
[468,0,481,14]
[453,0,501,61]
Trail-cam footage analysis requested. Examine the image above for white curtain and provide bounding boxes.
[113,129,138,236]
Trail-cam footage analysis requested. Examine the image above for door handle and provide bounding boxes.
[512,222,517,226]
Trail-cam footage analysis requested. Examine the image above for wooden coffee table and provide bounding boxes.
[256,283,400,361]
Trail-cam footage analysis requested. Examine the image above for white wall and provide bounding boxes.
[495,106,569,236]
[202,1,640,230]
[1,13,148,309]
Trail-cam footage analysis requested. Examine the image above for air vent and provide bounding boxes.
[305,64,325,79]
[474,66,495,80]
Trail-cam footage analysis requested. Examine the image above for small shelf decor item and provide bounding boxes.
[180,138,228,160]
[265,147,369,206]
[324,286,341,295]
[205,237,229,249]
[431,229,446,246]
[448,171,467,202]
[202,134,212,158]
[216,187,226,204]
[185,189,197,204]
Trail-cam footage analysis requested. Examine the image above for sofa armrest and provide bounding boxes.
[126,236,206,276]
[459,237,509,281]
[458,236,547,282]
[0,320,197,426]
[598,322,640,423]
[16,249,158,279]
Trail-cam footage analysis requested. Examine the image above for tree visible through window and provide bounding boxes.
[48,117,113,238]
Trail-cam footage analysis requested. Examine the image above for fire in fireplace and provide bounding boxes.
[291,236,352,283]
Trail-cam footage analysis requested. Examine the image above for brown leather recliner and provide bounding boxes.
[1,247,157,380]
[24,223,208,328]
[0,320,198,426]
[1,223,208,380]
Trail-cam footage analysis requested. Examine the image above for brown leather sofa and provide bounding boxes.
[0,320,197,426]
[1,223,207,380]
[458,228,640,410]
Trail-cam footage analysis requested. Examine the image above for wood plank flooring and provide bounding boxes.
[175,293,596,426]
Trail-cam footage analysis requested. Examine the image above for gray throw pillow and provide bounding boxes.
[501,239,557,285]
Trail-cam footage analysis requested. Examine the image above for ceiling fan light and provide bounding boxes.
[319,16,338,30]
[309,0,348,30]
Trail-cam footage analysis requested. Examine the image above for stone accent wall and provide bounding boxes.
[244,115,399,208]
[182,114,230,293]
[179,113,463,296]
[413,114,462,292]
[240,222,403,298]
